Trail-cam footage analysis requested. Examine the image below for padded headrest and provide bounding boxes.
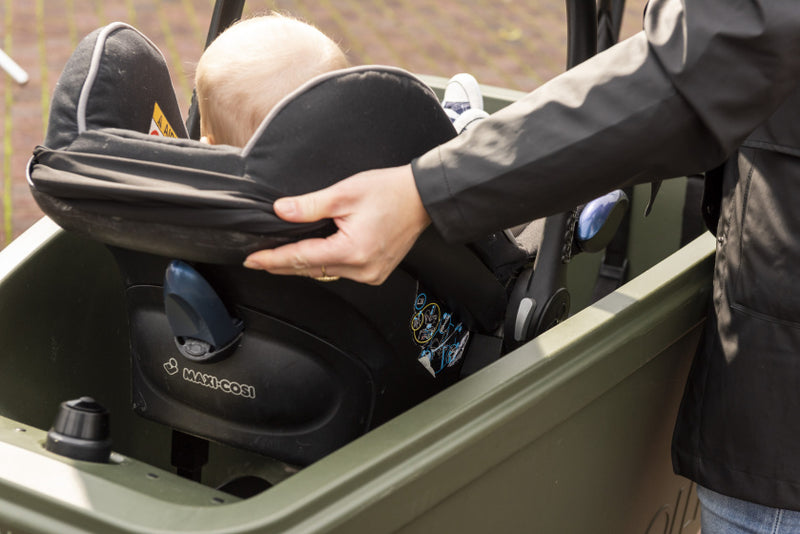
[44,23,188,150]
[29,23,457,264]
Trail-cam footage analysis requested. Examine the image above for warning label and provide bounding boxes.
[149,102,177,138]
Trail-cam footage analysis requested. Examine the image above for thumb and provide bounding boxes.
[273,188,337,223]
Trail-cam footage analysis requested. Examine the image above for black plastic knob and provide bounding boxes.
[45,397,112,463]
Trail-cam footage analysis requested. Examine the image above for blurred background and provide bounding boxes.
[0,0,647,248]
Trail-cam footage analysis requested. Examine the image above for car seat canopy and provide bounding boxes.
[29,22,457,264]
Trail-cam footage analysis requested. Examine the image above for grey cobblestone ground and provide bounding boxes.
[0,0,646,247]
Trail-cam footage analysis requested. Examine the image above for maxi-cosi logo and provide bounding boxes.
[162,358,256,399]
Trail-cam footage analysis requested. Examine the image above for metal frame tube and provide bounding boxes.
[186,0,246,139]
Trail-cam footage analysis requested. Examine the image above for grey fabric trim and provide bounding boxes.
[242,65,436,157]
[76,22,166,133]
[513,219,544,256]
[25,156,35,188]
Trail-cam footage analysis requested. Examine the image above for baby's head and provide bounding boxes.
[196,14,348,147]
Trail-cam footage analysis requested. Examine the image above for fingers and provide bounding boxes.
[244,232,349,278]
[245,232,390,285]
[245,165,425,285]
[248,182,357,278]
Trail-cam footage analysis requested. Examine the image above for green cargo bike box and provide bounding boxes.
[0,1,710,532]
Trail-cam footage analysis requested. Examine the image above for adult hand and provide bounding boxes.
[244,164,431,285]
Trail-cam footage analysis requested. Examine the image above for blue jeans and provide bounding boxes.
[698,485,800,534]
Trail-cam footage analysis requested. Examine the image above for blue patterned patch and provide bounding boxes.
[410,290,470,377]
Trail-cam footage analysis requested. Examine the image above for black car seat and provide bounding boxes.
[28,23,515,466]
[29,20,630,468]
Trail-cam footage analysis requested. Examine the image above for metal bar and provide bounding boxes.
[0,48,28,85]
[564,0,597,69]
[203,0,246,49]
[186,0,246,139]
[597,0,625,52]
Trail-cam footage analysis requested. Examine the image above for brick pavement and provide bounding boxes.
[0,0,647,248]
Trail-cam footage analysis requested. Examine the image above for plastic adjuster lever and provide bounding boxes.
[163,260,244,362]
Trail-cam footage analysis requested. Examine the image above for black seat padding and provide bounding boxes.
[29,23,507,465]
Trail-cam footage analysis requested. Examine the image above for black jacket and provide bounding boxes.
[411,0,800,509]
[672,85,800,509]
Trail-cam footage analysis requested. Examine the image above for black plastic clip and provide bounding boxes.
[597,256,628,285]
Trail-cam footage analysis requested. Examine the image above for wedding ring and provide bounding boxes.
[313,265,340,282]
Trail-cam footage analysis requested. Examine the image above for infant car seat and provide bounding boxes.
[28,23,510,466]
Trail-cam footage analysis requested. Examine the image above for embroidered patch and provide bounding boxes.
[149,102,177,138]
[410,290,470,377]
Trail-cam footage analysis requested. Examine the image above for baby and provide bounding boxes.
[195,14,489,148]
[195,14,350,147]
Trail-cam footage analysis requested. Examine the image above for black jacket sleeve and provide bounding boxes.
[412,0,800,243]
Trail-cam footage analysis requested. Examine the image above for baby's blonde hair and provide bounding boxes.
[196,14,348,147]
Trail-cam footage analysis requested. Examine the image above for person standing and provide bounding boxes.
[244,1,800,531]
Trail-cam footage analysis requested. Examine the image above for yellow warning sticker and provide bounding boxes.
[149,102,177,138]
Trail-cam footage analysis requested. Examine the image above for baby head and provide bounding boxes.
[195,14,349,147]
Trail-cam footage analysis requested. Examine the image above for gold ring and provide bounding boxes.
[313,265,340,282]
